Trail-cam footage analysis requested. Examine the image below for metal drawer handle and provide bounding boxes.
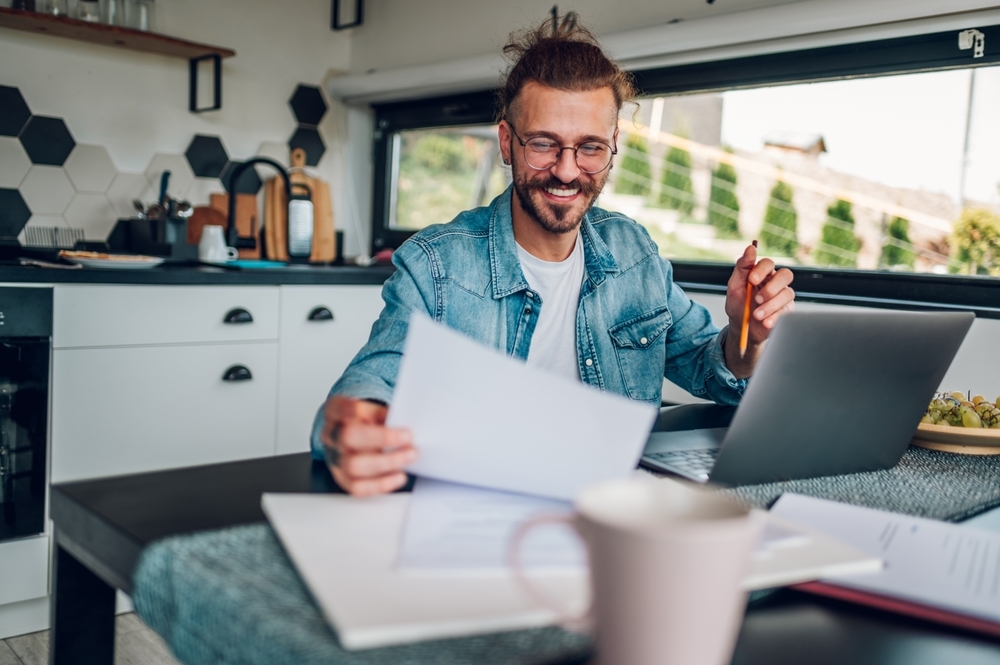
[222,365,252,382]
[308,306,334,322]
[223,308,253,324]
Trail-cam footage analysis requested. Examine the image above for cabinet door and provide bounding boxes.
[54,285,279,348]
[52,342,278,483]
[275,286,384,454]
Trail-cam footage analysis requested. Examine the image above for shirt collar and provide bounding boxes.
[488,185,620,300]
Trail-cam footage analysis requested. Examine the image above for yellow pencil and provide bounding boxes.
[739,239,758,359]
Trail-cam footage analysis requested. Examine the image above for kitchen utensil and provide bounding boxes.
[288,183,314,258]
[23,226,85,249]
[263,148,336,263]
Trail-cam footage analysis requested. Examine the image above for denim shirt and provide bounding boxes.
[310,186,746,458]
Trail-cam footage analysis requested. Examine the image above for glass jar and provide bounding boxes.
[102,0,123,25]
[76,0,100,21]
[40,0,68,16]
[127,0,154,31]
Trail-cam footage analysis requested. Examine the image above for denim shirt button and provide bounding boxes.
[524,306,532,314]
[526,291,534,299]
[585,358,593,366]
[640,337,648,345]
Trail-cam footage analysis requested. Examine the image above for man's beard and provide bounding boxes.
[511,163,606,235]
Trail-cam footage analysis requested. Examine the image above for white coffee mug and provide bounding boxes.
[198,225,238,263]
[510,477,762,665]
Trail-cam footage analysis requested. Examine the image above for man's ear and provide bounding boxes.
[498,121,512,165]
[613,128,620,151]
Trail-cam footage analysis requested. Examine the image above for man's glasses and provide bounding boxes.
[507,123,617,174]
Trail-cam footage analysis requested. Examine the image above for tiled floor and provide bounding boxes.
[1,613,180,665]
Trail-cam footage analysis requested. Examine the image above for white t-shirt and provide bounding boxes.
[515,233,585,382]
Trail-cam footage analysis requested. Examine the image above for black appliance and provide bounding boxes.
[0,287,51,542]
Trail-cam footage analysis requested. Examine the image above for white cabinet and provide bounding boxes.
[52,341,278,483]
[0,536,49,606]
[275,285,384,454]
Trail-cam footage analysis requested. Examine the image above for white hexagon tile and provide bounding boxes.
[63,144,118,193]
[107,172,155,219]
[19,165,75,215]
[184,178,225,207]
[0,137,32,188]
[64,192,116,239]
[144,153,194,201]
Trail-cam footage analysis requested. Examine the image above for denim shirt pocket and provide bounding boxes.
[608,306,672,402]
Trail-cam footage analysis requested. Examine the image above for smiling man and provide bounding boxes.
[313,13,795,496]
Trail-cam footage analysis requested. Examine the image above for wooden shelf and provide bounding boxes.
[0,7,235,60]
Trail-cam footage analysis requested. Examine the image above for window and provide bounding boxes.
[370,23,1000,317]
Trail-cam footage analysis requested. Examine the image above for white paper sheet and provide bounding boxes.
[397,478,584,571]
[771,493,1000,622]
[387,312,659,500]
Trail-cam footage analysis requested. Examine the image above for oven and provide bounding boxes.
[0,287,51,542]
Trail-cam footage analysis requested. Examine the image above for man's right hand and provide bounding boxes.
[320,395,416,496]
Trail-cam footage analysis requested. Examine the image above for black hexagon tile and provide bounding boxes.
[0,86,32,138]
[220,161,263,195]
[19,116,75,166]
[288,126,326,167]
[0,188,31,239]
[185,134,229,178]
[289,85,328,126]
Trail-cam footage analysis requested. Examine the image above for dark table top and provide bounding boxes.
[49,451,1000,664]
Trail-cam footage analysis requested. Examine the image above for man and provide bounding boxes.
[313,14,795,496]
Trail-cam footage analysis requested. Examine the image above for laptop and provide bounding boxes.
[641,310,974,486]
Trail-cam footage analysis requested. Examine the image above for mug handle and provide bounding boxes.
[508,513,593,633]
[226,246,239,261]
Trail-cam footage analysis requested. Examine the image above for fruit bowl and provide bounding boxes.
[912,422,1000,455]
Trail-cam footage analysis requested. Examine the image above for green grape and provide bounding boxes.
[962,410,983,428]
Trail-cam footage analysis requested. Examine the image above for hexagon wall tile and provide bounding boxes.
[289,85,328,126]
[64,144,117,193]
[220,161,263,195]
[144,153,194,201]
[64,192,117,239]
[185,135,229,178]
[19,116,75,166]
[0,86,31,137]
[19,165,75,215]
[184,177,225,207]
[288,126,326,166]
[106,172,155,219]
[0,137,31,188]
[0,188,31,238]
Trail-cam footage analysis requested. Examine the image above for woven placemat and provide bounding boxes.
[718,446,1000,522]
[132,524,591,665]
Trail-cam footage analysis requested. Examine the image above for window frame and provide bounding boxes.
[369,21,1000,318]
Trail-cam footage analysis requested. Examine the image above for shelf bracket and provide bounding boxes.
[189,54,222,113]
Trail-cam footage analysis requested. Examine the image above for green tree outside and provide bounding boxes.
[880,216,917,269]
[952,208,1000,275]
[658,146,695,214]
[760,181,798,257]
[707,161,740,238]
[814,199,861,267]
[614,134,652,197]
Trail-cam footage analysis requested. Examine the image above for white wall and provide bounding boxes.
[0,0,377,256]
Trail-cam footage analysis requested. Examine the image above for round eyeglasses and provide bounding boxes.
[507,123,617,174]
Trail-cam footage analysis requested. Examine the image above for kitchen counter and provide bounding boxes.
[0,263,395,286]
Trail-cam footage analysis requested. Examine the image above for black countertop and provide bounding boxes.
[0,263,395,286]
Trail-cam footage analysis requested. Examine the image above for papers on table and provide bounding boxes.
[772,493,1000,626]
[386,312,658,500]
[397,478,584,571]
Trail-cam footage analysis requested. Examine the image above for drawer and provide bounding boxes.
[275,285,383,454]
[53,285,279,348]
[0,535,48,606]
[52,342,278,482]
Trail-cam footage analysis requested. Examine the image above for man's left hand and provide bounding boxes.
[723,243,795,378]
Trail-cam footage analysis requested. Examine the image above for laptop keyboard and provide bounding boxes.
[644,448,719,481]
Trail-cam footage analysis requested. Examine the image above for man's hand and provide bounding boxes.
[321,395,417,496]
[723,243,795,378]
